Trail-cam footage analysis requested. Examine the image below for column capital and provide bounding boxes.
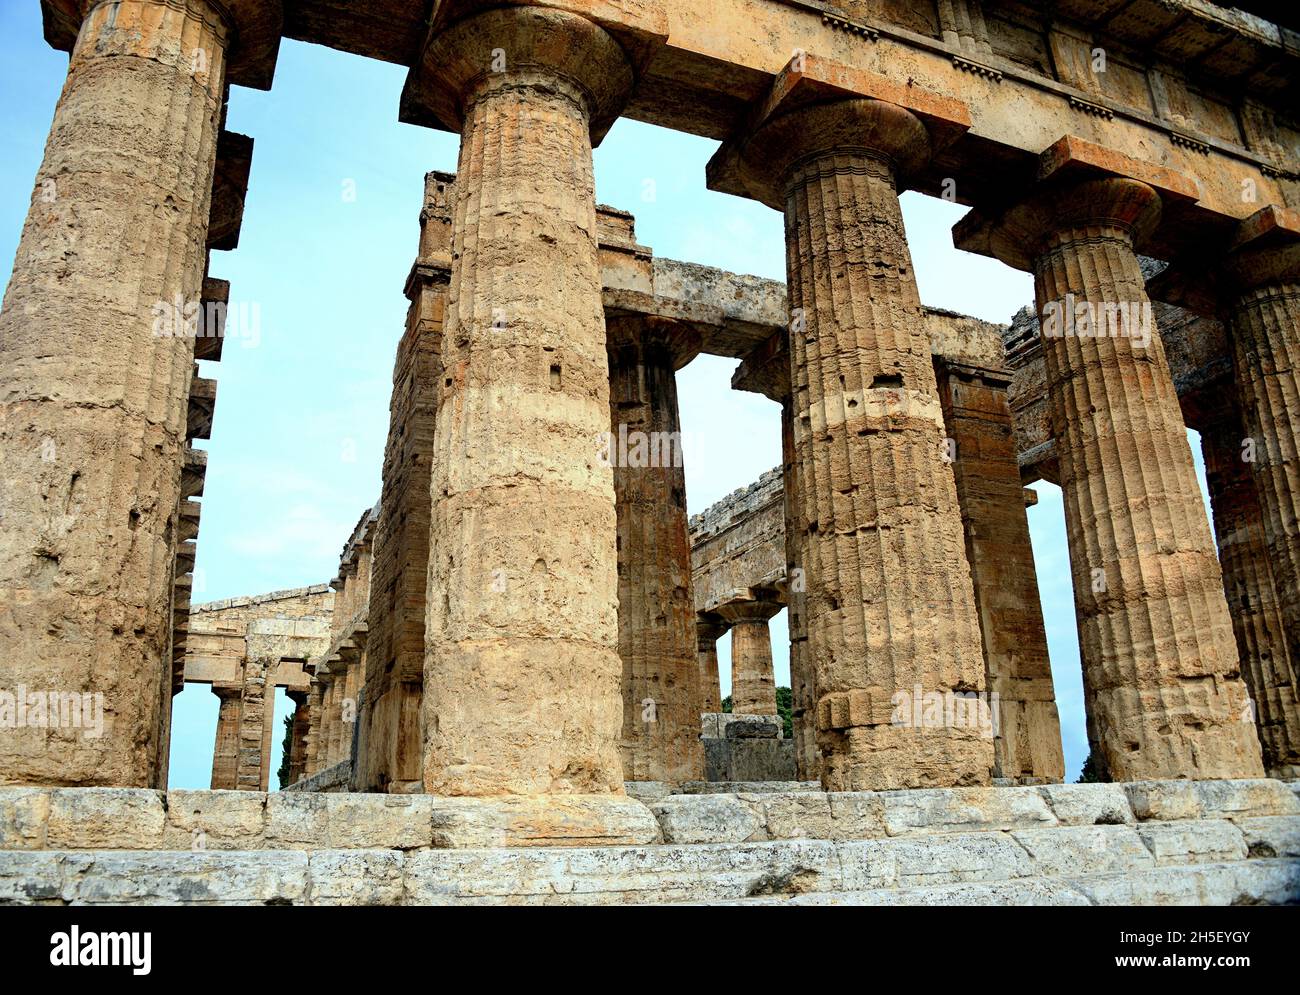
[606,314,701,370]
[731,328,789,403]
[714,592,783,626]
[42,0,283,91]
[1148,206,1300,313]
[729,98,931,211]
[980,176,1162,274]
[695,614,729,646]
[399,5,634,144]
[954,135,1198,274]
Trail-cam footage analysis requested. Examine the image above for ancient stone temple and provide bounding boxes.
[1,0,1298,905]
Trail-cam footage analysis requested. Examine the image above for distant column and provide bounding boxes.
[209,685,241,790]
[717,599,781,716]
[696,618,727,714]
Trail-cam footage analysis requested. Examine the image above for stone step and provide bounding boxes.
[676,860,1300,906]
[3,828,1296,905]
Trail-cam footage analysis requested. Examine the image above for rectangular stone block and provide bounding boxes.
[1192,779,1300,819]
[1123,781,1201,821]
[265,792,329,846]
[163,790,266,850]
[881,786,1057,836]
[323,794,433,849]
[62,851,309,905]
[1012,825,1154,876]
[839,833,1035,891]
[1137,820,1248,865]
[1037,783,1135,825]
[428,795,661,849]
[0,852,65,903]
[46,788,165,849]
[307,850,405,905]
[1234,816,1300,858]
[651,795,762,844]
[0,788,50,850]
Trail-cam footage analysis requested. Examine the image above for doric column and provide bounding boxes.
[209,685,241,790]
[733,99,992,790]
[357,171,453,793]
[0,0,264,787]
[1202,408,1300,777]
[1222,217,1300,690]
[285,690,310,787]
[973,175,1261,780]
[716,598,781,716]
[936,362,1065,783]
[316,673,338,771]
[695,617,727,714]
[235,656,271,791]
[607,315,703,783]
[303,675,326,778]
[403,6,634,795]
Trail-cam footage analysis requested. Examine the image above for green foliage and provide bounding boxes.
[275,712,294,788]
[1075,749,1108,783]
[775,686,793,740]
[721,695,732,713]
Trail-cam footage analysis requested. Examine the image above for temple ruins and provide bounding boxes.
[1,0,1298,905]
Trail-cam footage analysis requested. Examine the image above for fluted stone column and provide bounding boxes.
[607,316,704,783]
[696,618,727,715]
[1224,233,1300,692]
[285,690,310,787]
[209,685,241,790]
[405,7,633,795]
[1202,409,1300,777]
[717,600,781,716]
[734,99,992,790]
[980,176,1261,780]
[0,0,240,787]
[936,362,1065,782]
[236,656,271,791]
[303,677,326,778]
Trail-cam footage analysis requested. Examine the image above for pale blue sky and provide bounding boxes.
[0,6,1216,787]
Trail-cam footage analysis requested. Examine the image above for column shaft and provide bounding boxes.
[781,397,818,779]
[696,620,726,714]
[937,364,1064,782]
[729,617,778,716]
[419,10,631,795]
[1229,277,1300,683]
[758,101,992,789]
[235,658,270,791]
[1202,412,1300,776]
[0,0,229,786]
[209,686,241,790]
[608,319,703,783]
[1028,180,1260,779]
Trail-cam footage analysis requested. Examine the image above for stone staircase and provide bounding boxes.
[1,779,1296,905]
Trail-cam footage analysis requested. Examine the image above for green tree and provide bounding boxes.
[1076,748,1108,783]
[275,712,294,788]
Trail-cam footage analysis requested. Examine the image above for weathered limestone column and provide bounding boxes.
[1202,409,1300,777]
[1223,222,1300,689]
[977,175,1261,780]
[303,676,326,778]
[696,617,727,714]
[236,656,271,791]
[209,685,241,790]
[285,690,310,787]
[716,599,781,716]
[0,0,245,787]
[404,7,634,795]
[733,99,992,789]
[607,315,703,783]
[936,362,1065,782]
[356,171,453,793]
